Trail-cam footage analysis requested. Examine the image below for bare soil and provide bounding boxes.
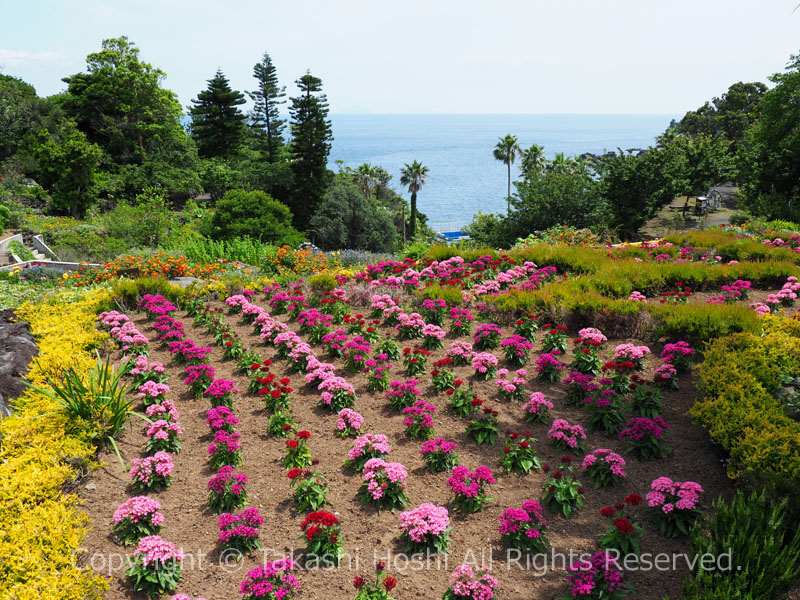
[80,300,735,600]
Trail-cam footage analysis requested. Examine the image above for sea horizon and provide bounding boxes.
[327,113,679,226]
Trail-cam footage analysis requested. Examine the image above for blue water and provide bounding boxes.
[327,114,676,227]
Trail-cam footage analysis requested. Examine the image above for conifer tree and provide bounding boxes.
[190,69,247,158]
[288,71,333,230]
[248,52,286,162]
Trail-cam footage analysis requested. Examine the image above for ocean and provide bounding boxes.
[327,114,677,228]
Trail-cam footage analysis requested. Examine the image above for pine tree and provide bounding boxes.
[248,52,286,162]
[189,69,247,158]
[288,71,333,230]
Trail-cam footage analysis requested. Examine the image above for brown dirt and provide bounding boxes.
[79,301,735,600]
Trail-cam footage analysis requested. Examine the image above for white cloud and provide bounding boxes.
[0,49,66,68]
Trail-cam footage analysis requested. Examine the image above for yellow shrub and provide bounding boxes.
[694,318,800,493]
[0,288,111,599]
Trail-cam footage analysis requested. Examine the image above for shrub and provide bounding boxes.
[204,189,304,245]
[681,489,800,599]
[694,319,800,493]
[309,272,337,291]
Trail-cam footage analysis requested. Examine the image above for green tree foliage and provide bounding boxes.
[658,131,735,195]
[675,81,766,150]
[288,72,333,230]
[203,188,303,245]
[248,53,286,162]
[738,53,800,221]
[519,143,546,179]
[0,74,56,163]
[190,69,247,159]
[61,37,186,166]
[493,134,520,212]
[308,177,395,251]
[399,160,429,239]
[596,144,687,239]
[32,120,102,217]
[510,155,605,238]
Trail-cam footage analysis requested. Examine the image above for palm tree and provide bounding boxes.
[520,143,547,178]
[399,160,429,240]
[493,134,520,213]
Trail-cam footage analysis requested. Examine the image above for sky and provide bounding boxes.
[0,0,798,115]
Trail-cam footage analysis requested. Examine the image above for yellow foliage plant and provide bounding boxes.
[0,288,111,599]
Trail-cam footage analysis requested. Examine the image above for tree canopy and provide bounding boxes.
[288,72,333,230]
[190,69,247,159]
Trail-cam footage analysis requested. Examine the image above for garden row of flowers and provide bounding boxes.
[213,282,707,599]
[95,250,747,600]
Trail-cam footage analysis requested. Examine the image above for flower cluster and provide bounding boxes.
[129,451,174,492]
[500,334,533,366]
[613,343,650,370]
[498,500,549,555]
[448,465,495,513]
[420,438,460,473]
[345,433,392,471]
[357,458,409,511]
[646,477,703,538]
[299,511,343,566]
[239,558,300,600]
[565,550,627,599]
[447,340,475,366]
[386,379,421,411]
[582,449,627,488]
[336,408,365,437]
[112,496,165,546]
[318,374,357,411]
[145,419,182,454]
[547,419,586,452]
[205,378,239,408]
[402,400,437,440]
[208,429,243,469]
[126,535,184,597]
[619,416,671,460]
[208,465,248,513]
[494,368,526,402]
[136,381,170,407]
[398,503,451,554]
[396,312,427,339]
[184,363,216,397]
[471,351,499,380]
[523,392,553,424]
[218,507,263,557]
[536,350,564,382]
[442,565,498,600]
[474,323,503,350]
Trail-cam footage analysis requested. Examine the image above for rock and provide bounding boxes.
[84,482,97,491]
[0,309,39,415]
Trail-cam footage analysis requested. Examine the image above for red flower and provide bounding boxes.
[542,464,551,473]
[561,455,573,463]
[600,506,616,517]
[383,576,398,591]
[250,364,260,371]
[552,470,563,479]
[577,487,585,494]
[375,561,386,572]
[614,517,635,534]
[279,377,291,385]
[625,493,643,506]
[329,534,338,544]
[470,398,483,406]
[305,526,322,541]
[520,441,530,449]
[270,389,282,400]
[503,446,511,453]
[297,430,311,440]
[615,502,624,510]
[282,424,293,431]
[453,379,463,386]
[287,468,303,479]
[286,440,299,450]
[354,575,365,589]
